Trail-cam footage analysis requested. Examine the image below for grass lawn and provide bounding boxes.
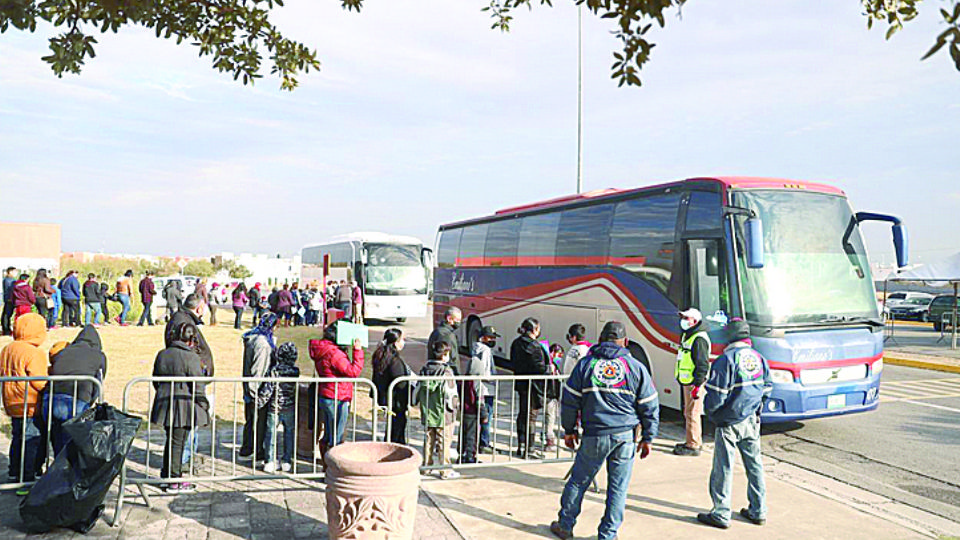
[0,311,378,429]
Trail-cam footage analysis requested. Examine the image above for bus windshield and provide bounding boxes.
[364,244,427,294]
[733,190,879,326]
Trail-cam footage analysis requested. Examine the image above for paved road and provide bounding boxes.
[758,364,960,524]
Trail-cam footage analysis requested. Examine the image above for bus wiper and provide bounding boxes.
[817,316,883,327]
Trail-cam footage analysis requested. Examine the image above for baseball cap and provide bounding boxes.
[678,308,703,323]
[726,318,751,342]
[599,321,627,341]
[480,326,501,338]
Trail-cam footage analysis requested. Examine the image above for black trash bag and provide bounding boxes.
[19,403,142,534]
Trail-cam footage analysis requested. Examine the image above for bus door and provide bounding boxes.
[681,238,732,337]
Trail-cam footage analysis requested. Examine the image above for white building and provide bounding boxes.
[211,252,302,287]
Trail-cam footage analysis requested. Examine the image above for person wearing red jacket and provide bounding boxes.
[309,323,364,456]
[12,274,37,319]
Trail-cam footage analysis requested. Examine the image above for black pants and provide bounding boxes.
[162,426,189,479]
[101,300,110,321]
[240,401,267,458]
[233,307,243,329]
[389,409,408,445]
[1,301,13,335]
[516,391,540,452]
[61,299,80,327]
[251,307,262,326]
[35,300,51,328]
[138,302,154,326]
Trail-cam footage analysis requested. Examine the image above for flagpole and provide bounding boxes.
[576,4,583,194]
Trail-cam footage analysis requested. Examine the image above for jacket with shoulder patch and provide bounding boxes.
[704,341,773,427]
[561,342,660,442]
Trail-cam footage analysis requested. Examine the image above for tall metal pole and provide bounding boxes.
[576,5,583,194]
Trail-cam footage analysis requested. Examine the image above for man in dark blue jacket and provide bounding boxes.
[59,270,82,327]
[551,321,659,540]
[2,267,16,335]
[697,319,772,529]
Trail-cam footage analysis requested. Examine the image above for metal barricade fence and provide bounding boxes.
[385,374,574,471]
[0,375,105,490]
[114,376,377,524]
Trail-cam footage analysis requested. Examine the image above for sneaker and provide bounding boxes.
[739,508,766,525]
[15,486,30,496]
[280,462,292,473]
[479,445,495,454]
[697,512,730,529]
[164,482,197,494]
[673,445,701,457]
[263,462,278,474]
[440,470,461,480]
[549,520,573,539]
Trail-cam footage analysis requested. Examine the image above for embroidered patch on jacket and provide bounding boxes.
[591,358,629,388]
[737,350,763,380]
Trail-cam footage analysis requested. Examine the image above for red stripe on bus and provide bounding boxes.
[767,353,882,377]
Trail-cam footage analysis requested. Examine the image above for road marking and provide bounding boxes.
[883,376,960,385]
[881,392,960,403]
[880,377,960,404]
[892,399,960,414]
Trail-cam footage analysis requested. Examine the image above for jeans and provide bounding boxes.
[338,301,352,320]
[558,430,635,540]
[138,301,154,326]
[41,393,91,457]
[118,293,131,323]
[317,397,350,447]
[162,427,189,479]
[479,396,494,448]
[516,391,540,452]
[544,398,560,445]
[233,307,244,329]
[62,299,81,327]
[265,407,296,466]
[85,302,103,325]
[9,416,46,482]
[1,300,14,335]
[708,415,767,523]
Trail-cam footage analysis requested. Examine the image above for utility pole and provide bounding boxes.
[576,4,583,194]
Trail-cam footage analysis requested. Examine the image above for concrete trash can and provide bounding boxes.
[324,442,422,539]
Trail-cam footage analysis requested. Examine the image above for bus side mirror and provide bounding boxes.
[421,248,434,268]
[745,218,764,269]
[705,246,719,277]
[360,248,368,265]
[893,223,908,268]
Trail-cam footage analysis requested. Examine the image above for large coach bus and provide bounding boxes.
[302,232,433,322]
[433,177,908,422]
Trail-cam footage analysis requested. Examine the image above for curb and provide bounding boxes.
[420,487,470,540]
[884,356,960,374]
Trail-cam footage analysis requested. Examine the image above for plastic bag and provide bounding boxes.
[20,403,142,533]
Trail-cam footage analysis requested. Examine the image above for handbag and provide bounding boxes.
[46,297,55,309]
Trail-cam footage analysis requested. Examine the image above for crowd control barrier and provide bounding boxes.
[112,376,377,525]
[385,373,575,472]
[0,376,105,491]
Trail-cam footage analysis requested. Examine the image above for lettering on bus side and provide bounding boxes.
[451,272,476,293]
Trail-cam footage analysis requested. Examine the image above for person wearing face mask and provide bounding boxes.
[511,317,547,459]
[674,307,711,457]
[428,306,462,374]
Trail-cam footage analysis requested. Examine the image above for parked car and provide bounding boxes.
[888,297,933,322]
[929,294,960,332]
[884,291,934,310]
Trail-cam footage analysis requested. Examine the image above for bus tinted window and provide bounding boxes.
[437,228,462,269]
[458,224,488,267]
[556,204,614,265]
[609,193,681,292]
[484,219,521,266]
[685,191,723,231]
[517,212,560,266]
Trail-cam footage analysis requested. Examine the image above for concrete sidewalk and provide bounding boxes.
[419,437,950,540]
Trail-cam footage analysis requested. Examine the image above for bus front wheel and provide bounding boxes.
[466,317,483,352]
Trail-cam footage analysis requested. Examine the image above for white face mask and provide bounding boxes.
[680,318,695,331]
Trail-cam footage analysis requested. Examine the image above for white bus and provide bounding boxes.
[302,232,433,322]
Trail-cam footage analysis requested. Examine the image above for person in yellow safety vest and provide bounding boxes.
[674,308,711,457]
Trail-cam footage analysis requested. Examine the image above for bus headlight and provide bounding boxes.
[873,359,883,376]
[770,369,794,384]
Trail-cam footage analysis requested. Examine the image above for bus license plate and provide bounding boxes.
[827,394,846,409]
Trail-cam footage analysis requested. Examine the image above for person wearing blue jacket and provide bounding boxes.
[697,319,772,530]
[550,321,659,540]
[60,270,82,327]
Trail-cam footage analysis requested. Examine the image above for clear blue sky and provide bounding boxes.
[0,0,956,266]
